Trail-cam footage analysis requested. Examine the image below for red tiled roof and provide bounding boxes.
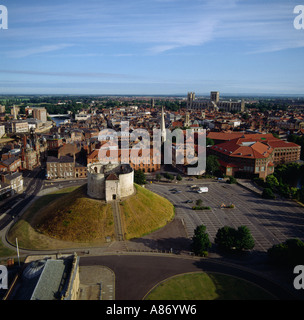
[87,149,99,159]
[207,132,275,141]
[266,140,300,149]
[106,173,119,181]
[172,121,183,127]
[211,139,273,159]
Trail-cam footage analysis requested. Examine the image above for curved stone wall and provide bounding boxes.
[87,162,134,201]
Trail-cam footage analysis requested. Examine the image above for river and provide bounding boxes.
[50,116,70,127]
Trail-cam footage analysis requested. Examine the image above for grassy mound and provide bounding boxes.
[121,184,175,240]
[34,185,114,242]
[8,185,114,248]
[8,183,174,249]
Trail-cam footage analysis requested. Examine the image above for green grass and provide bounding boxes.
[7,183,175,250]
[120,184,175,240]
[0,239,16,258]
[7,185,114,249]
[145,272,274,300]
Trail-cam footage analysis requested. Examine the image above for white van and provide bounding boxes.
[197,187,208,193]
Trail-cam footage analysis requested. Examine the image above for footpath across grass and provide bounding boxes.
[7,183,175,250]
[145,272,274,300]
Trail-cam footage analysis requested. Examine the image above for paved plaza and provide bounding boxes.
[146,180,304,253]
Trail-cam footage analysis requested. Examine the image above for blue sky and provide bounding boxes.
[0,0,304,95]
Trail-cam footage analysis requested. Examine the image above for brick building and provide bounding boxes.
[46,156,75,179]
[208,133,301,179]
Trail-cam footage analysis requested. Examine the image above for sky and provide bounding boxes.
[0,0,304,96]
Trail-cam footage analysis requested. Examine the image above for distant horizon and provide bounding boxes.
[1,93,304,99]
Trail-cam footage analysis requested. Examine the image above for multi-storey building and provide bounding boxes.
[267,140,301,165]
[0,156,22,173]
[46,156,75,179]
[32,107,47,123]
[88,148,161,173]
[1,172,23,194]
[208,133,301,179]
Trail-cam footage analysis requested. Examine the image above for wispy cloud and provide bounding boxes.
[2,0,301,57]
[7,44,74,58]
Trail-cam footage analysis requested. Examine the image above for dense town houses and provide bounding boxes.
[0,95,302,200]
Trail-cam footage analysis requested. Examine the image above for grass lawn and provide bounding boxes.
[0,239,16,258]
[120,184,175,240]
[7,183,174,250]
[7,185,114,249]
[145,272,274,300]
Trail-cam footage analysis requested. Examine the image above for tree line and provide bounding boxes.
[191,224,304,266]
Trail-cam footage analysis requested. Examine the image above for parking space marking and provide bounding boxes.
[147,181,304,252]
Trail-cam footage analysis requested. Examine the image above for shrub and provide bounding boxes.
[267,238,304,265]
[262,187,275,199]
[164,172,174,181]
[192,206,211,210]
[196,199,203,207]
[228,176,237,184]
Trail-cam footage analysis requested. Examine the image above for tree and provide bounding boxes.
[265,175,279,190]
[215,226,236,250]
[235,226,255,251]
[155,173,161,181]
[206,155,220,175]
[191,225,211,256]
[206,138,215,146]
[176,174,182,181]
[215,225,255,251]
[134,170,146,185]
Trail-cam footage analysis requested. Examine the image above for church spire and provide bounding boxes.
[161,106,166,143]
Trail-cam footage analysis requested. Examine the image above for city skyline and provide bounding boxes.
[0,0,304,95]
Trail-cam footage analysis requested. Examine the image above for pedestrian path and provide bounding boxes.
[111,201,124,241]
[237,179,263,195]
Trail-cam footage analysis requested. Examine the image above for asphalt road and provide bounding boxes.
[79,254,298,300]
[2,175,303,301]
[0,171,87,231]
[0,168,45,230]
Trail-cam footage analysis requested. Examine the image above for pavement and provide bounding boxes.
[146,179,304,254]
[78,265,115,300]
[1,176,304,300]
